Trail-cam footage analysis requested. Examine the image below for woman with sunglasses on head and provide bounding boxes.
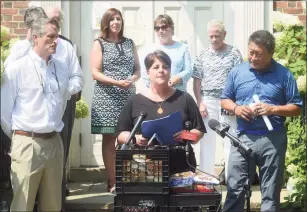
[140,14,192,92]
[90,8,140,193]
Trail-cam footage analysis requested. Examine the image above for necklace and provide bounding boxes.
[152,90,166,114]
[157,101,164,114]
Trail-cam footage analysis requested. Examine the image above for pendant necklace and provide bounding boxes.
[153,91,165,114]
[157,101,164,114]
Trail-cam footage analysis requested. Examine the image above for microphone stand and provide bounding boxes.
[184,121,192,167]
[235,143,251,212]
[211,121,252,212]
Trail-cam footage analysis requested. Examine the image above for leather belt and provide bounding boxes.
[14,130,57,139]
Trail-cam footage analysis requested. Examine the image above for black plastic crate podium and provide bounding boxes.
[115,145,169,194]
[114,145,222,212]
[168,192,222,212]
[114,194,168,212]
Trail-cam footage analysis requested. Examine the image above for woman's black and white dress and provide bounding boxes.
[91,37,136,134]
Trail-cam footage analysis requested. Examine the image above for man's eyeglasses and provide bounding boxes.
[29,55,60,94]
[45,63,60,93]
[154,25,169,31]
[37,63,60,94]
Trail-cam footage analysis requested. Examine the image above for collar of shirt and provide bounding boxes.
[29,50,55,68]
[248,58,276,74]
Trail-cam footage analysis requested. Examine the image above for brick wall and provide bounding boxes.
[1,0,29,39]
[274,0,306,26]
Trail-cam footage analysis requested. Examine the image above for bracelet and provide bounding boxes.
[233,105,239,114]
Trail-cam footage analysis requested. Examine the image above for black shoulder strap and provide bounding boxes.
[59,35,73,46]
[128,38,135,53]
[128,38,134,46]
[94,38,104,53]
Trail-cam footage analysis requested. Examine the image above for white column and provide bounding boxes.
[61,0,70,39]
[28,1,41,7]
[28,1,65,35]
[231,0,270,58]
[29,0,61,9]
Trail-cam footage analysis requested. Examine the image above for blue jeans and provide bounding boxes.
[223,128,287,212]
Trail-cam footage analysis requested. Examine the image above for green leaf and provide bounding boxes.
[2,40,9,47]
[286,46,293,59]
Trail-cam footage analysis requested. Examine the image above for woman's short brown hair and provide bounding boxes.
[100,8,124,39]
[154,14,174,35]
[144,50,172,71]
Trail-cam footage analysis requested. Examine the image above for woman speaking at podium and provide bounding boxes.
[117,50,206,174]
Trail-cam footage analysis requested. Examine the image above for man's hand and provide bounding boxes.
[117,80,133,89]
[168,76,181,87]
[135,134,149,146]
[198,102,208,117]
[254,102,276,116]
[234,105,253,121]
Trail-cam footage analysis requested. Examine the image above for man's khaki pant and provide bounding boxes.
[9,133,64,212]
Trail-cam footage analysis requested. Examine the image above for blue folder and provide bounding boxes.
[141,111,183,145]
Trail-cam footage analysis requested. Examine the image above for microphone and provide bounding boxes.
[121,112,147,150]
[208,119,252,156]
[184,121,192,160]
[180,121,198,141]
[181,121,196,164]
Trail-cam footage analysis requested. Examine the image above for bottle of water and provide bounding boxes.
[0,200,8,212]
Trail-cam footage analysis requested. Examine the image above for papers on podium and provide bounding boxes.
[141,111,182,145]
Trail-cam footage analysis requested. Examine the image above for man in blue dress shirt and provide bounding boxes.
[220,30,302,212]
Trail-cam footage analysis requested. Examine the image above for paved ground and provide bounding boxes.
[66,181,114,211]
[1,180,289,211]
[65,181,289,211]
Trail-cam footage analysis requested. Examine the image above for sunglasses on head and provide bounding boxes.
[154,25,169,31]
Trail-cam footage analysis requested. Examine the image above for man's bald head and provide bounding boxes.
[46,6,63,24]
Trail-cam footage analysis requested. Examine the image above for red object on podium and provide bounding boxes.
[180,131,198,142]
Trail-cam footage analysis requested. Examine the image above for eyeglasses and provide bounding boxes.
[154,25,169,31]
[44,63,60,93]
[50,63,60,92]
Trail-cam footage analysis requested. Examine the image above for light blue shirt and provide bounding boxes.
[220,59,303,134]
[140,42,192,92]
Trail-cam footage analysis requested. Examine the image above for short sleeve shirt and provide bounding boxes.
[193,45,243,98]
[220,59,303,133]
